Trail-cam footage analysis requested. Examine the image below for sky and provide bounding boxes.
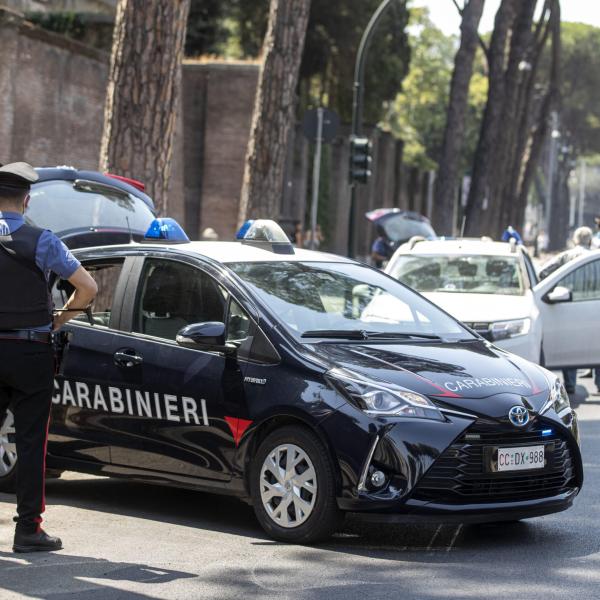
[413,0,600,35]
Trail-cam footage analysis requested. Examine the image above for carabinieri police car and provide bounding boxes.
[0,220,583,543]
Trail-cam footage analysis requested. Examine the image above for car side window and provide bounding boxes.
[226,298,279,364]
[559,259,600,302]
[52,259,125,328]
[133,258,227,341]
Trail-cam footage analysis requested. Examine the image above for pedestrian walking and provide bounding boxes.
[538,226,594,394]
[592,215,600,249]
[371,225,393,268]
[0,162,97,553]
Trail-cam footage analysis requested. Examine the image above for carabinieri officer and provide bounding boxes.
[0,162,97,553]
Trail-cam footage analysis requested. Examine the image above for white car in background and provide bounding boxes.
[386,238,600,368]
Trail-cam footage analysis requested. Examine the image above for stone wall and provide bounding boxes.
[0,7,108,169]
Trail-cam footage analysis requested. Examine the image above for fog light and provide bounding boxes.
[370,470,386,488]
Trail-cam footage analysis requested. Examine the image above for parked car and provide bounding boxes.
[26,167,156,249]
[0,221,583,543]
[365,208,436,252]
[386,238,600,369]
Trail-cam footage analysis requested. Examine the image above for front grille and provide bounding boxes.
[411,422,577,504]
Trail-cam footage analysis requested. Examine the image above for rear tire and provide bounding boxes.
[250,425,342,544]
[0,410,17,493]
[0,410,63,492]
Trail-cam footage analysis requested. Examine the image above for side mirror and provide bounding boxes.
[176,322,235,354]
[544,286,572,304]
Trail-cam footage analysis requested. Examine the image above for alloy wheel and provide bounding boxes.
[0,411,17,477]
[259,443,317,528]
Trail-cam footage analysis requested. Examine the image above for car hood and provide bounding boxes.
[309,340,550,418]
[421,292,532,323]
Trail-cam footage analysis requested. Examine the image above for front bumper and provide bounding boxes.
[322,403,583,520]
[345,488,578,524]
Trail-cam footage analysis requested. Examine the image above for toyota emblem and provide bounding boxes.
[508,405,529,427]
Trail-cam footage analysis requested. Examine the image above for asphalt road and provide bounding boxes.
[1,381,599,600]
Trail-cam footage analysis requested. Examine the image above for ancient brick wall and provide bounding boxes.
[0,7,108,170]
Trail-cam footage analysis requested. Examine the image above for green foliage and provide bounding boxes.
[185,0,228,56]
[558,22,600,157]
[385,8,454,168]
[27,11,88,41]
[385,7,486,170]
[300,0,410,123]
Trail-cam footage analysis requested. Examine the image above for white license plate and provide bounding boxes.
[496,445,545,472]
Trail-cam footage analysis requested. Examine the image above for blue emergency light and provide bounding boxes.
[144,218,189,243]
[236,219,294,254]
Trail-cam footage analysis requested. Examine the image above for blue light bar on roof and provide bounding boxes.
[235,219,294,254]
[144,218,189,242]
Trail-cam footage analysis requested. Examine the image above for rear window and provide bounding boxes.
[26,180,155,234]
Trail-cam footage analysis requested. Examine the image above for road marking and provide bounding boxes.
[426,524,442,551]
[446,524,463,552]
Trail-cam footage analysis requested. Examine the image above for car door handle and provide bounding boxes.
[114,349,143,368]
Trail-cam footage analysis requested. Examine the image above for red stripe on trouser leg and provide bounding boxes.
[38,413,51,531]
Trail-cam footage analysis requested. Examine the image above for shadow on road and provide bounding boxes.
[0,550,196,599]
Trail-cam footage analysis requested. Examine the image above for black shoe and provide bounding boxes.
[13,529,62,553]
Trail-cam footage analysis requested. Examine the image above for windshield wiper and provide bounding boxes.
[301,329,372,339]
[365,332,443,341]
[300,330,442,341]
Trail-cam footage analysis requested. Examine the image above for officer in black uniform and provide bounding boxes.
[0,162,97,552]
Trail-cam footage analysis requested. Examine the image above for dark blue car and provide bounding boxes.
[27,167,155,249]
[0,221,583,543]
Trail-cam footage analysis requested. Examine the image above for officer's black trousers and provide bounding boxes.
[0,339,54,533]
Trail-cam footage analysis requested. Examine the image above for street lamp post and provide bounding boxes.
[347,0,400,258]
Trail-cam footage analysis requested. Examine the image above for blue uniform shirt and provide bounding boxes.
[0,211,81,331]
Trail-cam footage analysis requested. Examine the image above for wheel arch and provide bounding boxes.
[239,411,342,499]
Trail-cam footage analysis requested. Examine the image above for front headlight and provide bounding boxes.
[489,318,531,341]
[326,368,444,421]
[540,369,571,414]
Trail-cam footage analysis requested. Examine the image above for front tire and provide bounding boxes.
[0,410,17,493]
[250,425,342,543]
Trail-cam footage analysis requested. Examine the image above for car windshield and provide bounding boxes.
[228,261,472,341]
[389,254,525,296]
[26,180,155,234]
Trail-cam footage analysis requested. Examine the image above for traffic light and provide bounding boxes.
[349,136,372,184]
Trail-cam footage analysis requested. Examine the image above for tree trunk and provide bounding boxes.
[238,0,311,226]
[99,0,190,215]
[432,0,484,235]
[510,0,559,229]
[464,0,518,236]
[482,0,538,238]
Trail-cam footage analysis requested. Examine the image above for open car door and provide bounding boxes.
[533,251,600,369]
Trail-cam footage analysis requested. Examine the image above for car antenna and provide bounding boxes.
[125,216,133,244]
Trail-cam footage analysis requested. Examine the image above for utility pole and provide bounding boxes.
[545,111,559,243]
[309,108,324,250]
[578,157,586,227]
[347,0,400,258]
